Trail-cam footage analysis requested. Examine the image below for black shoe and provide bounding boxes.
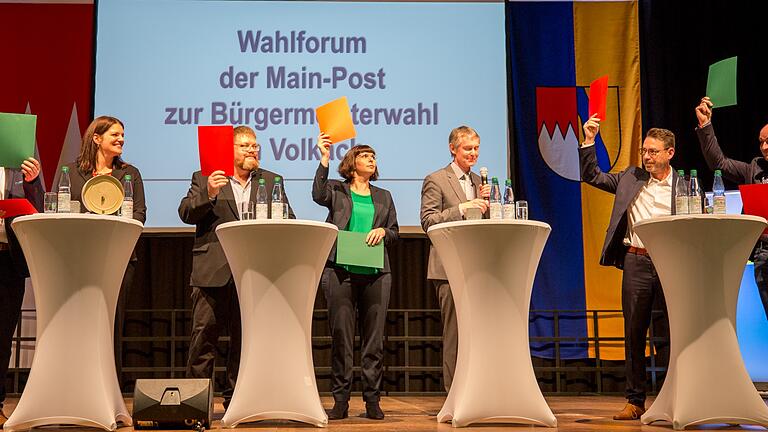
[365,401,385,420]
[326,401,349,420]
[223,398,231,410]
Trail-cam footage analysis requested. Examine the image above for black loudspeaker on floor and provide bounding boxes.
[132,378,213,430]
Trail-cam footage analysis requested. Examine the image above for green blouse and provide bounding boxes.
[341,189,379,275]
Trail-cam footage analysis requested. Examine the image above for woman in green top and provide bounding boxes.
[313,133,399,420]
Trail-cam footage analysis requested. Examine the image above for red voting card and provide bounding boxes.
[0,199,37,219]
[198,125,234,177]
[589,75,608,121]
[739,184,768,235]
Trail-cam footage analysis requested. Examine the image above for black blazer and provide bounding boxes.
[312,163,399,273]
[179,168,296,287]
[697,123,768,185]
[579,145,679,269]
[63,162,147,224]
[4,169,45,277]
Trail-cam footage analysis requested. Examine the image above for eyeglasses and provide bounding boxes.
[236,144,261,152]
[639,148,667,157]
[760,137,768,146]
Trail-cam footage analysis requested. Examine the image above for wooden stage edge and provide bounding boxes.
[4,395,768,431]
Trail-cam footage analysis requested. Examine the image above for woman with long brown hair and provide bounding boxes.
[61,115,146,221]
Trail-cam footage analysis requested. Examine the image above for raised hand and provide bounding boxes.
[317,132,333,167]
[20,157,40,182]
[695,96,713,127]
[583,114,601,145]
[206,170,228,199]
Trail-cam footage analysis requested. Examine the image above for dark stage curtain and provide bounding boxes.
[640,1,768,190]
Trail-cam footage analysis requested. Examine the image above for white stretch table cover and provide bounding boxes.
[6,213,142,431]
[634,214,768,430]
[427,220,556,428]
[217,220,337,428]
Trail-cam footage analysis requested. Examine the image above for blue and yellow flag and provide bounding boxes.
[509,1,642,360]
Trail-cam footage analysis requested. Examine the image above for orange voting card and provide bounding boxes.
[316,97,357,144]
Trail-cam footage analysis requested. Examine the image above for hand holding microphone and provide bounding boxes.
[479,166,491,200]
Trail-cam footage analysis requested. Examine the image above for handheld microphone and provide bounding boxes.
[480,167,489,186]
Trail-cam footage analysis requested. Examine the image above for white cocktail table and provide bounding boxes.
[427,219,556,428]
[635,214,768,430]
[6,213,142,431]
[217,219,337,428]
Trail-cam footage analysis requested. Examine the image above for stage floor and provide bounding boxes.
[3,395,767,431]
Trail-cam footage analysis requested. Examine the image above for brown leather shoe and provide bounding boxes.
[613,403,645,420]
[0,410,8,428]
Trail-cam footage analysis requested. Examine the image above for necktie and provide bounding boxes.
[461,175,472,199]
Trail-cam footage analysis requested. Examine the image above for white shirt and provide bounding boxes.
[450,162,475,200]
[0,168,6,243]
[229,175,253,220]
[626,168,673,248]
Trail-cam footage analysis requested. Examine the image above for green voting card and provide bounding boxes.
[706,56,737,108]
[0,113,36,167]
[336,230,384,269]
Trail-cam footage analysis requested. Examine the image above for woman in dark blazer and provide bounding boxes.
[313,133,399,420]
[60,116,146,378]
[61,115,146,222]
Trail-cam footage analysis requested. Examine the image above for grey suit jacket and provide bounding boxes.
[178,168,295,287]
[3,168,45,277]
[420,164,486,280]
[312,163,399,272]
[579,145,678,269]
[697,123,768,185]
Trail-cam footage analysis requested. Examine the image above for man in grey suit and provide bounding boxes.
[179,126,294,409]
[420,125,490,391]
[696,96,768,320]
[580,115,674,420]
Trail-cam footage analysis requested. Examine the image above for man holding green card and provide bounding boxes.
[696,96,768,320]
[313,132,399,421]
[0,156,43,426]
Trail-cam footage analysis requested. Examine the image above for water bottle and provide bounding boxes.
[489,177,502,219]
[689,169,702,214]
[503,179,515,219]
[57,166,71,213]
[712,169,726,215]
[271,176,284,219]
[121,174,133,219]
[255,178,268,219]
[674,170,689,215]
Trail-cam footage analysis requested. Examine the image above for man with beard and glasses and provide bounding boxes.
[579,115,675,421]
[179,125,295,410]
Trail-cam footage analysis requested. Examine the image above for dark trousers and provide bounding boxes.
[321,266,391,403]
[432,279,457,392]
[0,251,25,409]
[621,252,670,407]
[752,243,768,321]
[186,282,241,403]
